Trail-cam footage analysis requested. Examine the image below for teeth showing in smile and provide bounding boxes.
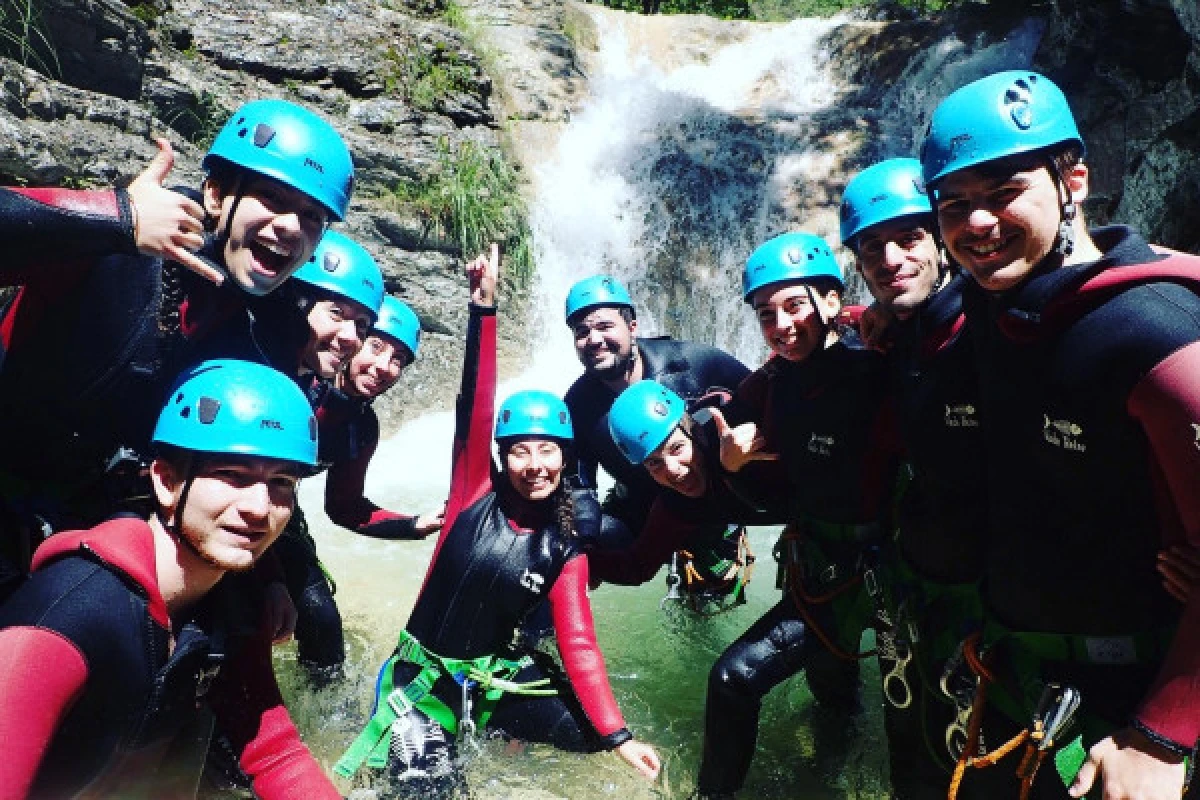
[257,239,291,258]
[969,240,1004,256]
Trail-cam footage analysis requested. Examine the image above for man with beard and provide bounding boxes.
[562,275,750,550]
[0,359,340,798]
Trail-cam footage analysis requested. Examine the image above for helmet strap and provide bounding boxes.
[218,173,246,253]
[803,283,833,345]
[1048,158,1077,258]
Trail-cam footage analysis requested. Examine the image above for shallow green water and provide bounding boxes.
[270,485,892,800]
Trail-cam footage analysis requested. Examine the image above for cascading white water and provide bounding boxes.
[281,9,1049,800]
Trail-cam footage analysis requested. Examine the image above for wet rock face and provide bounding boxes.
[1,0,505,430]
[1038,0,1200,252]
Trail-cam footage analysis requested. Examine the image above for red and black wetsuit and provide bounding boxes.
[698,328,905,795]
[587,417,771,587]
[564,336,750,545]
[0,186,306,596]
[963,226,1200,764]
[317,386,422,540]
[0,518,338,799]
[395,302,631,751]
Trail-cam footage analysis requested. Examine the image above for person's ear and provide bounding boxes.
[150,457,183,521]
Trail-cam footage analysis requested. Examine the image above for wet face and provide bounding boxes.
[571,307,638,380]
[302,297,374,379]
[154,456,300,573]
[934,160,1084,292]
[503,438,565,502]
[751,282,841,363]
[345,334,409,399]
[855,218,942,319]
[643,426,707,499]
[203,174,329,296]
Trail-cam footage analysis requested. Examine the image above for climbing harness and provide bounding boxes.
[334,630,557,779]
[661,525,756,616]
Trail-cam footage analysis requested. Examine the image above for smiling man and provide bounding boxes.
[921,70,1200,800]
[561,275,750,550]
[0,360,339,799]
[841,157,988,799]
[0,99,354,598]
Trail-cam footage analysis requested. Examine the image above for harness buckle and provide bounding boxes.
[863,567,879,598]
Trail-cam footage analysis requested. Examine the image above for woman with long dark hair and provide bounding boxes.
[336,246,661,794]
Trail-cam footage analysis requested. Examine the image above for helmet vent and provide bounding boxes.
[322,251,343,273]
[653,401,668,417]
[1004,79,1035,130]
[253,123,276,148]
[558,411,568,424]
[198,397,221,424]
[309,416,318,440]
[785,247,803,264]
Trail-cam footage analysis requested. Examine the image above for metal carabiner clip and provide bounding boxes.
[945,696,973,760]
[457,674,477,739]
[1032,683,1082,751]
[881,638,914,710]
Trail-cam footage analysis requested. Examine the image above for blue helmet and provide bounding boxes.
[203,99,355,221]
[373,295,421,361]
[840,158,932,246]
[291,231,385,320]
[495,390,574,442]
[153,359,318,468]
[921,71,1084,189]
[743,232,842,303]
[608,380,686,466]
[564,275,635,323]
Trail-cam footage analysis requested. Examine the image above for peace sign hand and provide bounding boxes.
[708,406,779,473]
[127,138,220,285]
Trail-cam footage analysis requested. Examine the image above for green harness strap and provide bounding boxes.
[977,620,1179,791]
[334,631,556,779]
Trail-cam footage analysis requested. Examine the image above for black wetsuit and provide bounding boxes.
[699,329,903,795]
[882,275,988,799]
[348,305,636,797]
[958,228,1200,794]
[564,336,749,545]
[0,186,306,597]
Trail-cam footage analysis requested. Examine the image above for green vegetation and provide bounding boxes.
[162,91,225,148]
[384,41,477,112]
[0,0,59,77]
[386,138,535,290]
[126,1,161,26]
[594,0,990,20]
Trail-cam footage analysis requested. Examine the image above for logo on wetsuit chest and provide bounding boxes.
[807,432,835,457]
[519,569,545,594]
[1042,415,1086,452]
[944,403,978,429]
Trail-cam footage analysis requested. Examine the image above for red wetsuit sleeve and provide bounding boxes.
[588,499,698,586]
[0,627,88,800]
[1127,341,1200,751]
[209,625,339,799]
[548,555,628,741]
[0,187,135,284]
[427,305,497,570]
[324,418,420,539]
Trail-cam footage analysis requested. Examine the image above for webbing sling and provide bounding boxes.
[334,630,556,779]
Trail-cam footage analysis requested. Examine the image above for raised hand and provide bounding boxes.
[413,504,446,537]
[126,138,222,285]
[465,242,499,307]
[708,406,779,473]
[1156,544,1200,603]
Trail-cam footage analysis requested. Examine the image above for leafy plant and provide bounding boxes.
[384,42,477,112]
[386,138,535,290]
[161,91,226,148]
[0,0,59,77]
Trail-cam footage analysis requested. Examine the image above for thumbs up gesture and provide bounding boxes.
[127,137,220,285]
[708,407,779,473]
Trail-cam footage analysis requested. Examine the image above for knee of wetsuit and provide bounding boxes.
[708,651,760,698]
